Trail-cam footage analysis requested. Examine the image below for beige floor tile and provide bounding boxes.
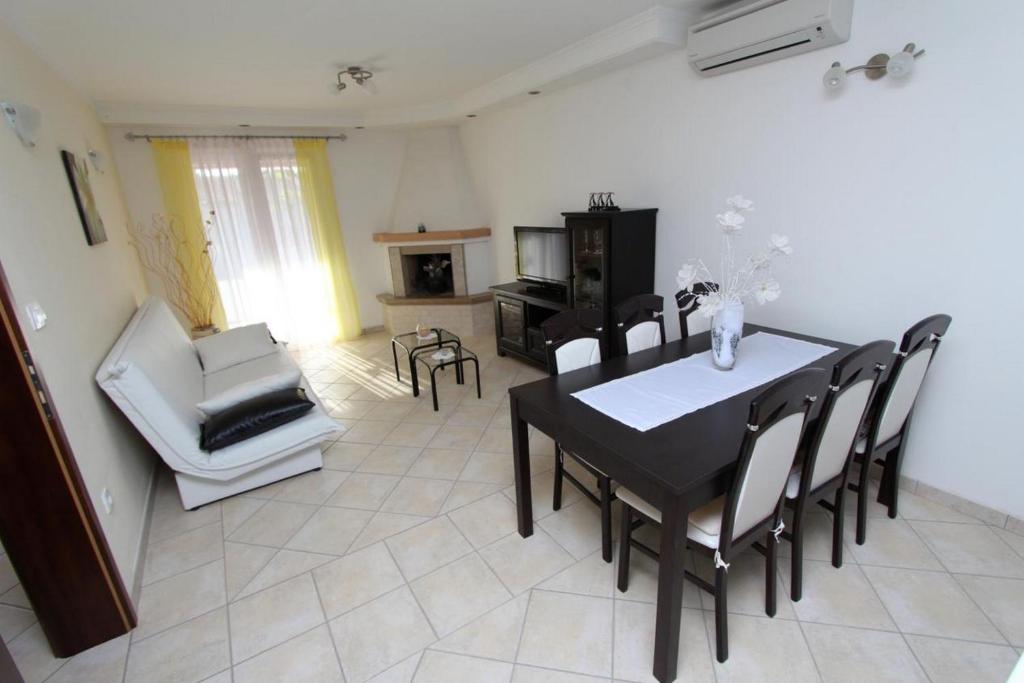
[904,634,1020,683]
[431,593,529,662]
[503,470,583,521]
[326,473,402,511]
[363,401,416,422]
[148,489,222,544]
[233,625,342,682]
[285,507,375,555]
[446,404,499,428]
[225,542,277,601]
[386,516,474,580]
[459,451,516,485]
[441,482,506,513]
[862,565,1005,642]
[323,442,376,471]
[613,603,713,683]
[0,555,20,596]
[349,512,432,552]
[898,491,984,524]
[413,650,513,682]
[330,587,436,682]
[227,501,318,548]
[517,590,613,677]
[426,424,485,450]
[404,402,457,426]
[358,445,424,476]
[314,543,406,619]
[691,550,796,620]
[778,511,852,563]
[134,560,226,641]
[0,583,29,610]
[323,399,379,420]
[0,603,35,644]
[537,500,603,560]
[380,477,454,517]
[367,652,421,683]
[8,623,65,682]
[911,521,1024,578]
[538,550,616,599]
[618,547,702,609]
[476,428,514,454]
[48,632,130,683]
[705,612,819,682]
[993,527,1024,558]
[341,420,400,445]
[511,666,606,682]
[410,554,511,636]
[229,573,325,663]
[449,493,519,548]
[480,530,575,595]
[778,558,896,630]
[382,423,442,448]
[236,549,334,600]
[843,517,944,570]
[272,470,350,505]
[407,448,472,480]
[221,498,267,537]
[956,574,1024,646]
[839,480,889,520]
[802,622,926,682]
[125,608,230,683]
[143,523,224,586]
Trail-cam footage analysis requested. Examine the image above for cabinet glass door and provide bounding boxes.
[497,297,525,349]
[571,220,606,312]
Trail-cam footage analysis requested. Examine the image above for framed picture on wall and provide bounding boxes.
[60,149,107,245]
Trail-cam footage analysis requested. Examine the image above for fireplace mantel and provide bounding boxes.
[372,227,490,244]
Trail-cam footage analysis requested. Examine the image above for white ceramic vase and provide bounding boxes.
[711,301,744,370]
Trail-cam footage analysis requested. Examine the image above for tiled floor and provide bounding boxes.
[6,331,1024,682]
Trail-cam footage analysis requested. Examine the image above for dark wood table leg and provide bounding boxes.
[511,396,533,536]
[653,494,689,682]
[410,352,420,397]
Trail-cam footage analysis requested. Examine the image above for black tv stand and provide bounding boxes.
[524,283,565,298]
[490,281,568,367]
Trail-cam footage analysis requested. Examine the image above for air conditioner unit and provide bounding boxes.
[687,0,853,76]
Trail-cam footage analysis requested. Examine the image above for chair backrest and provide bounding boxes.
[675,282,719,338]
[798,341,894,497]
[541,308,605,375]
[614,294,665,355]
[720,367,826,550]
[871,314,951,446]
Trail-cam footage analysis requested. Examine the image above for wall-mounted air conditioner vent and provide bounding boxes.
[687,0,853,76]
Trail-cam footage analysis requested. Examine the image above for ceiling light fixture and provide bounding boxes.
[336,66,374,92]
[528,90,541,95]
[823,42,925,90]
[466,114,477,118]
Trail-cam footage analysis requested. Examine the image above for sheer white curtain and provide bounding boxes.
[190,138,339,344]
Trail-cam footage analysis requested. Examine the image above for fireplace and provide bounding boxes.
[388,244,467,298]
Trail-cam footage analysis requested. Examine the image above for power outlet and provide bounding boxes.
[100,488,114,514]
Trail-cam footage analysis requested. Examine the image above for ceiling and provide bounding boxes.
[1,0,732,125]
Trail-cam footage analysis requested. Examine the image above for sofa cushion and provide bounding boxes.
[194,323,278,373]
[197,368,301,417]
[201,387,315,451]
[203,346,300,399]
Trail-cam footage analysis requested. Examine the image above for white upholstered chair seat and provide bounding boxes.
[616,487,725,548]
[785,466,802,499]
[854,438,867,454]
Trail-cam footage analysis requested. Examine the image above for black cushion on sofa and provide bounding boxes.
[200,387,314,452]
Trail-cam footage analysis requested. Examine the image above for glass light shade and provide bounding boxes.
[823,64,847,90]
[886,51,915,79]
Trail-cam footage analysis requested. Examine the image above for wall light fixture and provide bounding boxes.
[823,43,925,90]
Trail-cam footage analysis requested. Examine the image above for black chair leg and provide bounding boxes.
[766,531,778,617]
[552,448,563,511]
[714,566,729,663]
[878,444,903,519]
[832,487,845,568]
[855,454,871,545]
[599,476,613,563]
[617,504,632,592]
[789,513,803,603]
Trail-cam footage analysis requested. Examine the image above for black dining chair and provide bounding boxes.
[541,308,615,562]
[613,294,666,354]
[782,340,894,602]
[616,367,826,662]
[851,314,952,544]
[675,282,719,338]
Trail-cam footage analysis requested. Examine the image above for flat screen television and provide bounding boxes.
[514,226,568,285]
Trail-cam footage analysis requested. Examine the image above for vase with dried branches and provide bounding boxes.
[129,211,221,338]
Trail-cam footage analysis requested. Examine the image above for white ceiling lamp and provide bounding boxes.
[335,66,377,94]
[823,43,925,90]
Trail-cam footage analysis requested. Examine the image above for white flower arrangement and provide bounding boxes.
[676,195,792,318]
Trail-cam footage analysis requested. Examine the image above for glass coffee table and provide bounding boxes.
[413,346,481,411]
[390,328,462,398]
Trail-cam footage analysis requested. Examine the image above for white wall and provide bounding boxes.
[0,22,154,587]
[461,0,1024,518]
[391,127,483,232]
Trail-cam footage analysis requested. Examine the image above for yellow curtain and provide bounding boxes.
[294,139,362,341]
[150,140,227,330]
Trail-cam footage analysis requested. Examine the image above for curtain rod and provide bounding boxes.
[123,132,347,142]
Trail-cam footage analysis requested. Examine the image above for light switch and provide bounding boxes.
[25,302,47,330]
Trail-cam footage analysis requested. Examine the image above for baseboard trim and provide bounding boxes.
[130,460,159,604]
[361,325,385,335]
[897,474,1019,529]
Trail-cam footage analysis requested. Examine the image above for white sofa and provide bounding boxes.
[97,298,341,509]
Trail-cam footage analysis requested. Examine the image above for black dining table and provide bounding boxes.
[509,323,854,682]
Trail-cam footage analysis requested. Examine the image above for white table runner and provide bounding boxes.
[571,332,837,432]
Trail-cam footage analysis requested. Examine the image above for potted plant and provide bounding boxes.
[676,195,793,369]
